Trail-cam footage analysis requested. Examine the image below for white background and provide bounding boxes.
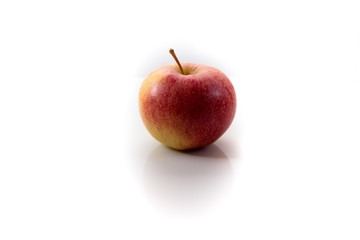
[1,0,360,239]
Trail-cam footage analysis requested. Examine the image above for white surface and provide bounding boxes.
[1,0,360,239]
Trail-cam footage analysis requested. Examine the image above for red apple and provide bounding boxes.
[139,49,236,150]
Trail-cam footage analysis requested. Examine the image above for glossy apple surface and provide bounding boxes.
[139,63,236,150]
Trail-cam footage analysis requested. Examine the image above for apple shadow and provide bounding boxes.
[180,144,230,159]
[143,144,233,215]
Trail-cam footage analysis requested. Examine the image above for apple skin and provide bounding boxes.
[139,63,236,150]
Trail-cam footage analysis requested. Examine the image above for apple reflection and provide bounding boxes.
[143,144,233,214]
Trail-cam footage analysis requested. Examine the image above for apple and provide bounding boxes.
[139,49,236,150]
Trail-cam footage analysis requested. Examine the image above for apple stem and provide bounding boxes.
[169,48,184,75]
